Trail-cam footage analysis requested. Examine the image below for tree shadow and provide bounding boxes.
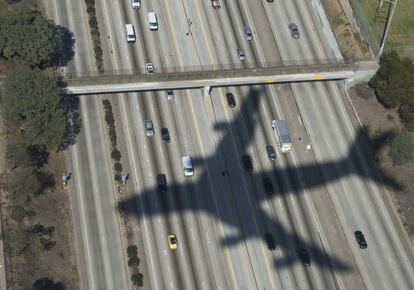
[34,171,55,196]
[59,94,81,150]
[27,144,50,168]
[117,86,401,273]
[52,25,75,67]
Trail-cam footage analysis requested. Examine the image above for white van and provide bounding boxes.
[125,24,136,43]
[148,12,158,30]
[182,156,193,177]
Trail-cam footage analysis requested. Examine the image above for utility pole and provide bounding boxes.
[378,0,398,58]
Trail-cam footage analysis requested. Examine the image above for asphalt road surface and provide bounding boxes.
[44,0,414,289]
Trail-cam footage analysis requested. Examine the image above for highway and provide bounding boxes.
[44,0,414,289]
[45,1,130,289]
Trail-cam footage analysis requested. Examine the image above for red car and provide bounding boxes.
[212,0,220,9]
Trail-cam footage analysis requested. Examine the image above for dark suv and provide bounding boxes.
[264,234,275,250]
[298,248,311,267]
[157,174,167,193]
[266,145,276,161]
[262,178,274,195]
[354,230,367,249]
[226,93,236,108]
[242,155,253,172]
[161,127,170,143]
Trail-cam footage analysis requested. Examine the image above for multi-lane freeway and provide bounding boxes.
[45,0,414,289]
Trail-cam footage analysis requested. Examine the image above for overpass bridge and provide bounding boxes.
[61,60,378,95]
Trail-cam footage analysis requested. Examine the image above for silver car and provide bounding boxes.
[288,23,300,39]
[146,63,154,73]
[244,26,253,41]
[237,48,245,60]
[145,120,154,137]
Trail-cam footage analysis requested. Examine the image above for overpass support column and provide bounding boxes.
[203,86,211,97]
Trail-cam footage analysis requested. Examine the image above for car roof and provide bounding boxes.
[157,174,166,182]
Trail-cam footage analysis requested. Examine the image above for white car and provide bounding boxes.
[146,63,154,73]
[131,0,141,9]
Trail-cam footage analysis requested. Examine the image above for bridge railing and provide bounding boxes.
[58,57,376,87]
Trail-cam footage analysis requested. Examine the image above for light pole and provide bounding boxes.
[378,0,398,58]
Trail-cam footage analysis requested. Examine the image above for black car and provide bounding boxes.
[157,174,167,193]
[242,155,253,172]
[299,249,311,267]
[262,178,274,195]
[354,230,367,249]
[226,93,236,108]
[266,145,276,161]
[161,127,170,143]
[264,234,275,250]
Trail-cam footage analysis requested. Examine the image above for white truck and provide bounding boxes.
[272,120,292,153]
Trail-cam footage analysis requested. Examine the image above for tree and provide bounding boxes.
[399,104,414,132]
[369,51,414,131]
[32,278,65,290]
[5,143,32,170]
[389,132,414,165]
[1,68,67,150]
[0,5,58,67]
[369,51,414,108]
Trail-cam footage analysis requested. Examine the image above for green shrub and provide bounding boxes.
[114,162,122,173]
[128,256,140,267]
[111,149,121,161]
[399,104,414,131]
[89,17,98,29]
[86,6,95,14]
[389,132,414,165]
[9,228,33,256]
[10,206,35,222]
[109,130,117,148]
[94,46,103,59]
[127,245,137,258]
[131,273,143,286]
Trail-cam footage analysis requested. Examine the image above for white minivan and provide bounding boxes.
[148,12,158,30]
[125,24,136,43]
[182,156,193,177]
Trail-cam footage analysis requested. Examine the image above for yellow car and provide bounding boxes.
[167,234,177,250]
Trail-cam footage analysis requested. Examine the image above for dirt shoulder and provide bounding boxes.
[319,0,372,60]
[0,122,80,289]
[344,84,414,248]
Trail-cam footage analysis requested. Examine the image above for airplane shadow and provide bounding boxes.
[117,85,400,272]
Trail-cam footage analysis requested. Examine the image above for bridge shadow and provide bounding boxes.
[117,85,399,272]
